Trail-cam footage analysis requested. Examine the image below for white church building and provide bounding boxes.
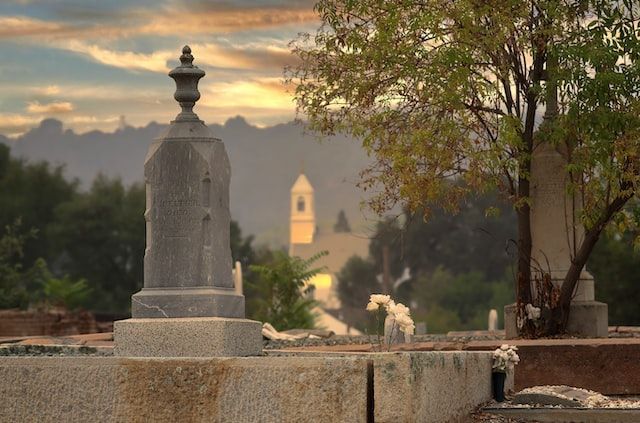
[288,172,369,335]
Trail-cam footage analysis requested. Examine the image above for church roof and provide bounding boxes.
[291,173,314,193]
[291,232,370,274]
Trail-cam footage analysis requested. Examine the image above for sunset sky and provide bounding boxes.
[0,0,319,137]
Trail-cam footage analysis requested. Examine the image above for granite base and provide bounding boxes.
[114,317,262,357]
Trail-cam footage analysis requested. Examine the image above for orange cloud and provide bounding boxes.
[0,4,317,41]
[201,77,294,111]
[26,101,74,114]
[62,41,173,73]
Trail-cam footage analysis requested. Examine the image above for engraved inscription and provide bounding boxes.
[157,190,199,238]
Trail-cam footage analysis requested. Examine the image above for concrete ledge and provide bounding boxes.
[373,352,494,423]
[0,356,368,423]
[114,317,262,357]
[269,350,497,423]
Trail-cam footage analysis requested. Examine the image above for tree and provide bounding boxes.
[248,251,325,330]
[0,220,48,309]
[588,232,640,325]
[334,209,352,232]
[290,0,640,336]
[47,175,145,313]
[0,220,89,310]
[336,255,380,332]
[0,144,77,268]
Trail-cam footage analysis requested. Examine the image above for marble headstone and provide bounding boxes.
[114,46,262,357]
[504,141,607,338]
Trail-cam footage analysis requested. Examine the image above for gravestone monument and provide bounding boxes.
[505,141,608,338]
[114,46,262,356]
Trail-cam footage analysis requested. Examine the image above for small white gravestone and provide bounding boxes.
[233,260,243,296]
[488,309,498,331]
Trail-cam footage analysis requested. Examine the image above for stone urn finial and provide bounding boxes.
[168,45,205,122]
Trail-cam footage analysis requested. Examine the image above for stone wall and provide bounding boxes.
[0,351,495,423]
[0,309,98,337]
[0,356,367,423]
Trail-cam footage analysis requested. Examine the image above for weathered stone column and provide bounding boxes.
[114,46,262,357]
[505,141,608,338]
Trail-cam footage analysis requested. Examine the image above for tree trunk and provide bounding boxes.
[549,190,633,334]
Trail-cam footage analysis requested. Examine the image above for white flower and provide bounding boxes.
[525,303,541,320]
[395,313,415,335]
[369,294,392,305]
[366,301,379,312]
[387,302,410,317]
[493,345,520,371]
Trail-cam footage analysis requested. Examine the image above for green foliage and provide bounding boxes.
[0,144,77,269]
[588,232,640,325]
[248,251,326,331]
[47,174,145,313]
[41,276,90,311]
[336,255,380,332]
[291,0,640,335]
[338,191,516,333]
[0,220,86,310]
[412,267,513,332]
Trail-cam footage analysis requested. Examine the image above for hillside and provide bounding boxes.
[2,117,374,246]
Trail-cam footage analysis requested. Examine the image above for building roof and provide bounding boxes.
[314,307,362,335]
[291,232,370,274]
[291,173,314,194]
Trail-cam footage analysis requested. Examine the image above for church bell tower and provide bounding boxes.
[290,172,315,246]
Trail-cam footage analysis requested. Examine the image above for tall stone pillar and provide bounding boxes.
[114,46,262,357]
[505,141,608,338]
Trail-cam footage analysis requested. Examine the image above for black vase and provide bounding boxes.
[492,371,506,402]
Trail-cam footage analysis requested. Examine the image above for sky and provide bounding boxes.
[0,0,319,137]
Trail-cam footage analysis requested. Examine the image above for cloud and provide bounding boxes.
[0,113,41,137]
[31,85,61,96]
[62,41,173,73]
[0,16,64,37]
[0,3,317,42]
[189,42,298,71]
[201,77,294,111]
[26,101,74,114]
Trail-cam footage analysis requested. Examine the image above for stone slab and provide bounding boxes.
[513,386,587,408]
[483,407,640,423]
[114,317,262,357]
[0,356,368,423]
[504,301,608,339]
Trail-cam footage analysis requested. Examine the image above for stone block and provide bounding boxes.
[0,356,368,423]
[504,302,608,339]
[114,317,262,357]
[372,351,493,423]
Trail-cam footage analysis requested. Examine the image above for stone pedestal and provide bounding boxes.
[114,46,262,357]
[504,302,608,338]
[114,317,262,357]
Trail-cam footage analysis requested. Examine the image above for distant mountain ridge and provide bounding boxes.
[2,117,373,246]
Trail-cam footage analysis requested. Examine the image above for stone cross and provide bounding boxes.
[114,46,262,357]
